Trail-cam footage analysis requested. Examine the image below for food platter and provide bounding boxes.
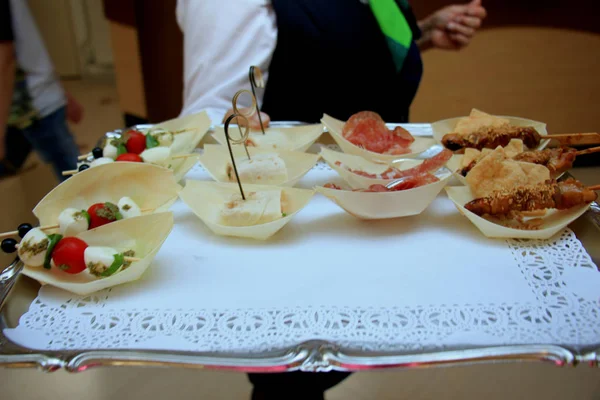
[211,123,324,153]
[198,144,319,187]
[321,114,436,162]
[1,121,599,374]
[431,111,551,151]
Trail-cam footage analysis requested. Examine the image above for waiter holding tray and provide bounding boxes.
[176,0,486,398]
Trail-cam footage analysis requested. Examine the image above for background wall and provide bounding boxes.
[409,0,600,134]
[28,0,114,78]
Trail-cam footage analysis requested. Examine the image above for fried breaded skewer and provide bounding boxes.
[443,127,600,152]
[442,126,542,151]
[459,147,577,177]
[459,146,600,177]
[464,178,598,217]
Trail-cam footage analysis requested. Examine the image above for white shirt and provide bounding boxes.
[176,0,277,124]
[10,0,65,118]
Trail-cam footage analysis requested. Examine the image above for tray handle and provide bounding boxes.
[0,258,23,310]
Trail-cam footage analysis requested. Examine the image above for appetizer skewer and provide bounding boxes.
[459,146,600,177]
[77,127,197,160]
[63,152,197,176]
[2,225,139,278]
[442,126,600,152]
[464,178,598,217]
[0,198,153,239]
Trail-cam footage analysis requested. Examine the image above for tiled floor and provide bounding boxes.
[2,363,600,399]
[2,27,600,400]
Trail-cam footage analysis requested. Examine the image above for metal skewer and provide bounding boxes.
[224,113,250,200]
[249,65,266,135]
[232,89,258,159]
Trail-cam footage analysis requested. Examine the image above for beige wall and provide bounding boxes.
[27,0,114,78]
[27,0,80,77]
[411,27,600,134]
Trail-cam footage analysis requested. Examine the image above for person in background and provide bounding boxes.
[177,1,485,398]
[0,0,83,182]
[177,0,486,126]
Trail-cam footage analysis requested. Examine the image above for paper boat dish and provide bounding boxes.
[211,124,323,153]
[34,162,181,226]
[179,181,315,240]
[446,154,468,185]
[445,153,567,187]
[315,172,451,220]
[445,186,591,239]
[22,212,174,295]
[154,110,212,155]
[431,114,550,151]
[321,114,436,163]
[320,146,440,189]
[198,144,319,187]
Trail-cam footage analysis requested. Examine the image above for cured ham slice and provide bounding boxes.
[335,149,452,180]
[324,173,439,192]
[342,111,415,155]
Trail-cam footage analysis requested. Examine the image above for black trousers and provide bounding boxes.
[248,371,352,400]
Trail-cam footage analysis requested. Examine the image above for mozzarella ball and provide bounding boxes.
[91,157,114,168]
[103,142,118,160]
[150,129,174,147]
[18,228,49,267]
[84,246,119,276]
[141,146,171,167]
[118,197,142,219]
[58,208,89,236]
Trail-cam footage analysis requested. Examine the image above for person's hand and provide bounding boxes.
[222,107,271,131]
[66,91,84,124]
[421,0,487,51]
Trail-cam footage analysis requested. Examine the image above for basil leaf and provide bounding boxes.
[82,210,91,225]
[44,234,63,270]
[101,253,125,277]
[117,143,127,156]
[146,133,159,149]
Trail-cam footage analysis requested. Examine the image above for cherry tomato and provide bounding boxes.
[125,130,146,154]
[52,237,88,274]
[87,202,121,229]
[116,153,143,162]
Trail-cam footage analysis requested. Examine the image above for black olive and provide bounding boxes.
[17,223,33,238]
[92,147,103,159]
[78,164,90,172]
[1,238,18,253]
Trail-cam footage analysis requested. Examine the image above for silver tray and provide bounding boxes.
[1,123,599,372]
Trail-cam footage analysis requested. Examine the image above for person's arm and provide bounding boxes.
[0,0,16,160]
[416,0,486,52]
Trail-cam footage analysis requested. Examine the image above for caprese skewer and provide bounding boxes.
[0,197,151,239]
[1,225,139,278]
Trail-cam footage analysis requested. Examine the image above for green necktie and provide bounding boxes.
[369,0,413,73]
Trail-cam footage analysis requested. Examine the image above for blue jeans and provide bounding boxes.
[2,107,79,181]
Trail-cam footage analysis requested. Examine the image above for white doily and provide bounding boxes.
[5,147,600,353]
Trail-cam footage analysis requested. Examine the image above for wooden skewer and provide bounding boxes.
[576,146,600,156]
[78,153,91,161]
[0,208,155,239]
[173,128,197,135]
[62,169,79,176]
[589,184,600,191]
[171,154,198,160]
[124,256,141,262]
[541,132,600,146]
